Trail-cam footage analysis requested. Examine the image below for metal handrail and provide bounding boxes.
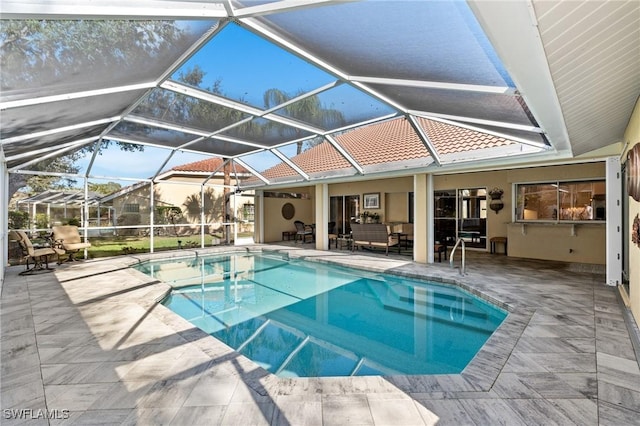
[449,238,466,275]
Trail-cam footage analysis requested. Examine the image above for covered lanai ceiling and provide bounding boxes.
[1,0,639,189]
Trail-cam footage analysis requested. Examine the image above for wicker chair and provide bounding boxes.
[294,220,314,243]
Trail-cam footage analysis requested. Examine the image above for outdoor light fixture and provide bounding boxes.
[488,187,504,214]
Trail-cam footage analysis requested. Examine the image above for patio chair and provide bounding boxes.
[328,221,338,249]
[9,230,64,275]
[52,225,92,262]
[294,220,314,243]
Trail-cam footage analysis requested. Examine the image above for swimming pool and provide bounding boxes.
[135,252,507,377]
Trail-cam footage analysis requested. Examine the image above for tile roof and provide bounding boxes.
[172,157,248,174]
[417,117,514,155]
[245,117,516,182]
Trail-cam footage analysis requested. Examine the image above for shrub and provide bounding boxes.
[8,211,29,229]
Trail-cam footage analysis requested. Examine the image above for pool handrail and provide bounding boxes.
[449,238,466,275]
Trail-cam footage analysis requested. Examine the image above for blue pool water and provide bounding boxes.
[134,252,507,377]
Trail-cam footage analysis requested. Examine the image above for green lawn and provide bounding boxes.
[87,234,249,258]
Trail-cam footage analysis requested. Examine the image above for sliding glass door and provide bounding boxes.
[330,195,360,235]
[434,188,487,249]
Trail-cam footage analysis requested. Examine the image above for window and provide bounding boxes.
[242,204,255,222]
[123,203,140,213]
[515,180,605,222]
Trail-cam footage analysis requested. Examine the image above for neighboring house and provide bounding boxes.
[99,158,254,235]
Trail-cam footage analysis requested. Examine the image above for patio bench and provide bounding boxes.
[350,223,399,255]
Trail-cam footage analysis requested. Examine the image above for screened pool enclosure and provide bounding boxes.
[2,0,637,258]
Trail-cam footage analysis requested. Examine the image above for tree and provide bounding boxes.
[2,19,190,200]
[88,182,122,195]
[263,88,346,154]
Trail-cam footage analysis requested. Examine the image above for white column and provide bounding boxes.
[255,190,264,244]
[83,177,89,259]
[315,183,329,250]
[1,150,8,290]
[150,181,155,253]
[200,185,206,248]
[413,174,429,263]
[606,156,622,286]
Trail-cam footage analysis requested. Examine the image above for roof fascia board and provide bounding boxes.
[407,115,441,166]
[349,76,515,95]
[0,82,156,111]
[271,148,310,181]
[245,150,582,191]
[0,0,228,19]
[467,0,572,154]
[409,109,544,134]
[2,118,117,145]
[324,134,364,175]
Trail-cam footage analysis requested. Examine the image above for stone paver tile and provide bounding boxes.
[219,402,275,426]
[366,396,425,425]
[49,409,133,425]
[598,401,640,426]
[413,399,475,426]
[136,377,199,408]
[598,381,640,412]
[322,394,373,426]
[272,394,323,426]
[457,399,528,426]
[44,383,115,411]
[183,370,239,407]
[170,405,227,425]
[121,407,180,426]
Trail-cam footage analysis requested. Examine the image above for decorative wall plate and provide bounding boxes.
[628,144,640,202]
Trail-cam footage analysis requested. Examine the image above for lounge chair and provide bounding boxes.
[9,230,64,275]
[294,220,314,243]
[52,225,92,262]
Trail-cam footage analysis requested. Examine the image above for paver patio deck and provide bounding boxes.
[2,244,639,425]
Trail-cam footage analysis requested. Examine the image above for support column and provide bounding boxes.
[254,190,264,244]
[414,173,432,264]
[1,150,8,290]
[315,183,329,250]
[150,181,155,253]
[606,156,622,286]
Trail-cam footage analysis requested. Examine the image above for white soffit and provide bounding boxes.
[468,0,572,156]
[532,0,640,156]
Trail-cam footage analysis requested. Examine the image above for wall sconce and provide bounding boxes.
[488,187,504,214]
